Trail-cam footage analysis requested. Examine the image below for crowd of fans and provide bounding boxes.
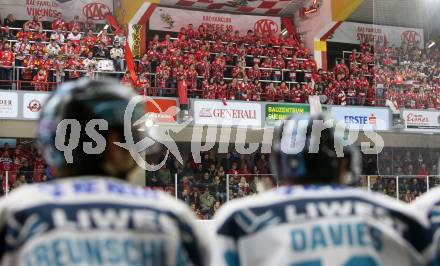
[0,13,125,90]
[360,147,440,203]
[346,42,440,109]
[0,13,438,109]
[0,141,49,196]
[1,140,440,217]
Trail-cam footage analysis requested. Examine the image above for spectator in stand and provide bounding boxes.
[97,28,112,46]
[0,42,14,81]
[84,17,96,32]
[51,13,67,31]
[94,42,109,58]
[50,28,66,44]
[24,15,42,31]
[113,29,127,47]
[46,37,61,57]
[32,68,48,91]
[69,15,83,32]
[110,42,124,73]
[199,186,215,218]
[67,28,82,46]
[3,14,15,28]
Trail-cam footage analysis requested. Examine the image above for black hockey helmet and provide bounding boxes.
[36,78,156,177]
[270,113,361,184]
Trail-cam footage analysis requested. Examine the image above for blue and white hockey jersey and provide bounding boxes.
[412,187,440,266]
[214,186,430,266]
[0,177,210,266]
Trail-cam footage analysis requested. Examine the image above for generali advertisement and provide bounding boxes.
[328,22,424,49]
[150,6,281,35]
[331,106,390,131]
[0,0,113,21]
[193,100,261,127]
[403,110,440,132]
[22,92,49,119]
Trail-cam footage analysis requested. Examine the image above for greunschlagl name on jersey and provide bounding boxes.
[0,177,203,266]
[215,186,430,266]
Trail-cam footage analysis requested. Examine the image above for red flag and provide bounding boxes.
[104,13,122,32]
[125,42,137,84]
[178,80,188,105]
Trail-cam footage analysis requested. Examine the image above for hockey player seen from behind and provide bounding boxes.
[0,79,210,266]
[213,114,430,266]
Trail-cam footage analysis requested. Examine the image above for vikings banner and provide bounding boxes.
[328,22,424,49]
[0,0,113,22]
[149,6,281,35]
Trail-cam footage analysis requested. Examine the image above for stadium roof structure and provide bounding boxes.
[348,0,439,30]
[157,0,308,16]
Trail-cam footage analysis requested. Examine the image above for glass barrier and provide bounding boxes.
[1,171,437,219]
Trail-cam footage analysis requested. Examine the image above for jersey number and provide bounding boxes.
[291,256,379,266]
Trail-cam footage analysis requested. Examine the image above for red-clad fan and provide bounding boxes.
[97,29,112,46]
[272,55,285,81]
[138,54,151,73]
[277,81,289,102]
[182,53,195,69]
[67,29,82,46]
[0,43,14,67]
[349,49,358,62]
[33,155,45,183]
[244,30,256,44]
[84,29,97,48]
[156,61,171,91]
[120,72,133,87]
[216,79,228,101]
[290,84,302,103]
[74,39,90,57]
[250,79,262,101]
[357,76,369,105]
[277,45,291,58]
[287,55,301,81]
[0,150,13,174]
[186,24,196,39]
[61,40,76,57]
[205,79,217,100]
[33,29,47,42]
[246,64,261,80]
[265,82,277,102]
[32,69,48,91]
[41,55,54,72]
[367,85,376,105]
[149,34,160,49]
[16,25,33,42]
[52,13,67,31]
[228,78,239,100]
[211,54,225,81]
[136,72,151,95]
[212,40,224,54]
[22,55,37,80]
[161,34,173,49]
[66,55,83,79]
[231,62,245,79]
[68,15,84,32]
[238,78,250,101]
[177,27,187,40]
[306,54,318,74]
[24,15,43,31]
[196,56,210,80]
[334,59,349,80]
[186,64,198,92]
[260,58,272,80]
